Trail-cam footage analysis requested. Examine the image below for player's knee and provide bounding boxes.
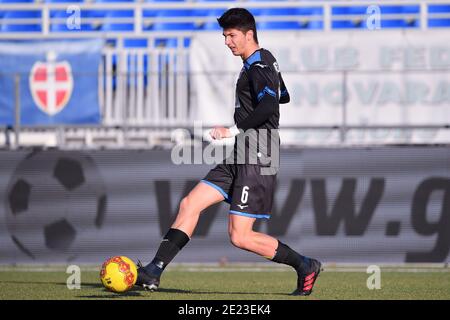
[179,196,191,214]
[229,232,249,250]
[178,195,201,218]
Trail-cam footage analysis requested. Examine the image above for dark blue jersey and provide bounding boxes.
[230,48,290,167]
[234,48,289,131]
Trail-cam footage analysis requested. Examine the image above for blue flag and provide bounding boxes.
[0,39,103,125]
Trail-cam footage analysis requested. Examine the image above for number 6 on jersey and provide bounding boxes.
[241,186,249,204]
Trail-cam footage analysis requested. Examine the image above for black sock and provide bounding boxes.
[271,241,309,271]
[145,228,190,276]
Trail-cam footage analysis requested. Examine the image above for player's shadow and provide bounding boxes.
[69,282,291,297]
[56,282,290,298]
[74,283,190,299]
[156,287,192,294]
[78,292,142,298]
[52,281,140,298]
[144,286,290,296]
[186,290,290,296]
[76,282,143,298]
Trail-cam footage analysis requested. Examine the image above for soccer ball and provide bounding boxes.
[100,256,138,293]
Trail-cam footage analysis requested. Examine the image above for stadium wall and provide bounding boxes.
[0,146,449,265]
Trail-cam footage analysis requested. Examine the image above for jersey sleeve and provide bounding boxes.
[279,73,290,104]
[248,63,279,104]
[235,63,279,131]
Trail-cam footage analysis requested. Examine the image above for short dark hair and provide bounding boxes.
[217,8,258,44]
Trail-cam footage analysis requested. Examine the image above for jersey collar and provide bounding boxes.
[243,49,262,70]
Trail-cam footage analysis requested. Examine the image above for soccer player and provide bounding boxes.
[136,8,322,296]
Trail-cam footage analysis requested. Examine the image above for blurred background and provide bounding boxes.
[0,0,449,266]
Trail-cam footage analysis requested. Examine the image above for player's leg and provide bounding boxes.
[228,165,322,296]
[137,165,234,291]
[170,181,226,237]
[137,182,225,290]
[228,213,312,267]
[228,214,278,258]
[228,213,321,296]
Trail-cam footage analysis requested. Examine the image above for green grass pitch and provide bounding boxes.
[0,264,449,300]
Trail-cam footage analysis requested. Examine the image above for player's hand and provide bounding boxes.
[209,127,231,140]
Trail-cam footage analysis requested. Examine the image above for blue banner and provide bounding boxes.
[0,39,103,125]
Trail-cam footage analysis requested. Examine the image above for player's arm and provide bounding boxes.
[212,64,276,139]
[279,73,290,104]
[232,94,276,132]
[210,64,279,140]
[233,63,279,130]
[210,93,275,139]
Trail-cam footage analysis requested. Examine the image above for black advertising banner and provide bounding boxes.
[0,146,449,264]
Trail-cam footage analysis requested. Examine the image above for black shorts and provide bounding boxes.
[201,164,276,219]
